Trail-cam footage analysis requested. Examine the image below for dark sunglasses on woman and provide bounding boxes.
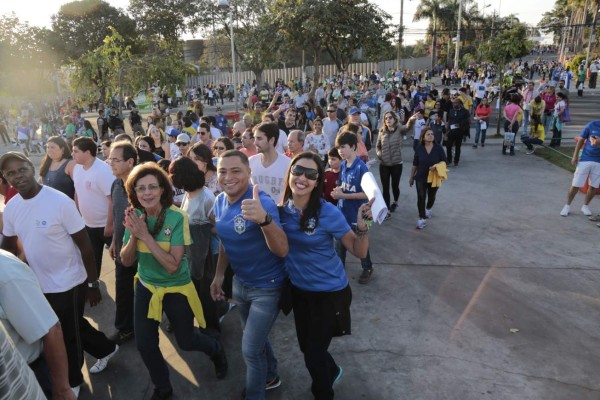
[290,164,319,180]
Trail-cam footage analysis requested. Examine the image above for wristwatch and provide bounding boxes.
[259,213,273,227]
[88,280,100,289]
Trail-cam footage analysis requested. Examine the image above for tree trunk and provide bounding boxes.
[252,68,264,89]
[309,45,321,103]
[431,17,438,72]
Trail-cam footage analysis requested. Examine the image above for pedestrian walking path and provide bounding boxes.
[74,143,599,400]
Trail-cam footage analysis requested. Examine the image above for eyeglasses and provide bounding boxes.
[176,142,189,147]
[199,131,207,135]
[290,164,319,180]
[134,184,161,193]
[107,158,124,164]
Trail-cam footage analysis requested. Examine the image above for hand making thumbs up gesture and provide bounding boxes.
[241,185,268,224]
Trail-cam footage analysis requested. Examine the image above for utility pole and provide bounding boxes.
[453,0,463,70]
[397,0,404,70]
[586,4,599,69]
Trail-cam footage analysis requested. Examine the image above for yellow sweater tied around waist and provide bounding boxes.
[134,274,206,328]
[427,162,448,188]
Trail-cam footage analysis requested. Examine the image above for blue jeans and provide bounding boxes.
[474,120,487,145]
[233,277,282,400]
[134,281,220,395]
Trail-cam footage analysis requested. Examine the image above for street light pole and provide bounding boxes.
[453,0,463,70]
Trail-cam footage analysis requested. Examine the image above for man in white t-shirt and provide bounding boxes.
[323,105,342,151]
[249,122,291,204]
[72,137,116,277]
[0,152,118,394]
[474,76,488,106]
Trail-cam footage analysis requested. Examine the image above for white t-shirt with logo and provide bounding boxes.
[413,118,427,140]
[475,83,487,99]
[2,186,88,293]
[73,159,115,227]
[249,153,291,204]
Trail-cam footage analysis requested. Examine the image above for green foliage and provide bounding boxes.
[478,24,533,67]
[0,13,58,97]
[49,0,137,62]
[569,53,587,71]
[128,0,196,44]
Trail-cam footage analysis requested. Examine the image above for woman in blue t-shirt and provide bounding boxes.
[279,152,373,400]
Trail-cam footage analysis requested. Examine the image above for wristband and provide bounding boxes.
[88,280,100,289]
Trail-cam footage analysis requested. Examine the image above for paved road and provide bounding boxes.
[73,93,600,399]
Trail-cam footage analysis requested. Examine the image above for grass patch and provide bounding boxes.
[533,146,575,172]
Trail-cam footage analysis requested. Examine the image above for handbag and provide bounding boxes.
[559,107,571,123]
[503,131,515,146]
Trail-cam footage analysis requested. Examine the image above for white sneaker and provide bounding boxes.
[89,345,119,374]
[416,219,427,229]
[71,385,80,398]
[425,209,432,219]
[560,205,570,217]
[581,205,592,216]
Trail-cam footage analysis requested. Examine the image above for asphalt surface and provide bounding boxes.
[2,57,600,400]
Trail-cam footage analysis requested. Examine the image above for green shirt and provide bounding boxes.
[65,123,76,140]
[123,206,192,287]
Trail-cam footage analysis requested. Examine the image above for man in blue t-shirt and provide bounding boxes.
[330,131,373,284]
[559,120,600,218]
[211,150,288,399]
[214,107,228,137]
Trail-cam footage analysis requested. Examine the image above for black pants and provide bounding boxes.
[416,181,439,219]
[292,285,352,400]
[86,226,111,277]
[590,72,598,89]
[192,276,221,334]
[551,119,562,147]
[115,259,137,333]
[379,163,403,209]
[45,281,116,387]
[446,131,463,165]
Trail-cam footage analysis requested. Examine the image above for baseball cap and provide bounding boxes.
[0,151,33,172]
[176,134,190,144]
[349,107,360,115]
[167,128,179,137]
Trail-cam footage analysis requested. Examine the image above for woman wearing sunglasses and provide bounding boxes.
[279,152,373,400]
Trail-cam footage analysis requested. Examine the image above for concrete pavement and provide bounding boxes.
[70,137,600,399]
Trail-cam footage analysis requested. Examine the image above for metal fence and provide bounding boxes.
[186,56,432,87]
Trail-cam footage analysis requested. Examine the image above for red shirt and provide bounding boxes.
[3,185,17,204]
[323,170,339,205]
[475,104,492,122]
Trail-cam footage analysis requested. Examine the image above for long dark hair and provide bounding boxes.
[280,152,325,232]
[39,136,72,177]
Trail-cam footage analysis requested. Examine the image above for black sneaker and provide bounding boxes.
[265,376,281,391]
[358,269,373,284]
[150,389,172,400]
[109,330,134,345]
[211,341,228,379]
[241,377,281,398]
[384,212,392,221]
[390,202,398,212]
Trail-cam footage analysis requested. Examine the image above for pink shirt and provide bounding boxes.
[504,103,521,121]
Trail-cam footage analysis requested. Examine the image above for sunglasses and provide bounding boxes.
[327,110,336,113]
[214,146,226,151]
[176,142,188,147]
[291,164,319,180]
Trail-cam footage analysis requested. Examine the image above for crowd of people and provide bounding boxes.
[1,52,599,400]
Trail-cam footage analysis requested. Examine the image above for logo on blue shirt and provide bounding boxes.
[234,214,246,234]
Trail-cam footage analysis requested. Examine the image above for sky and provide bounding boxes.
[1,0,555,45]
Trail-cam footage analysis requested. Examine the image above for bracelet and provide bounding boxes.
[88,280,100,289]
[355,228,369,237]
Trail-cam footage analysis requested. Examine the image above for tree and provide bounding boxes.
[0,13,58,96]
[49,0,137,62]
[478,24,533,133]
[413,0,445,71]
[270,0,392,99]
[128,0,196,44]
